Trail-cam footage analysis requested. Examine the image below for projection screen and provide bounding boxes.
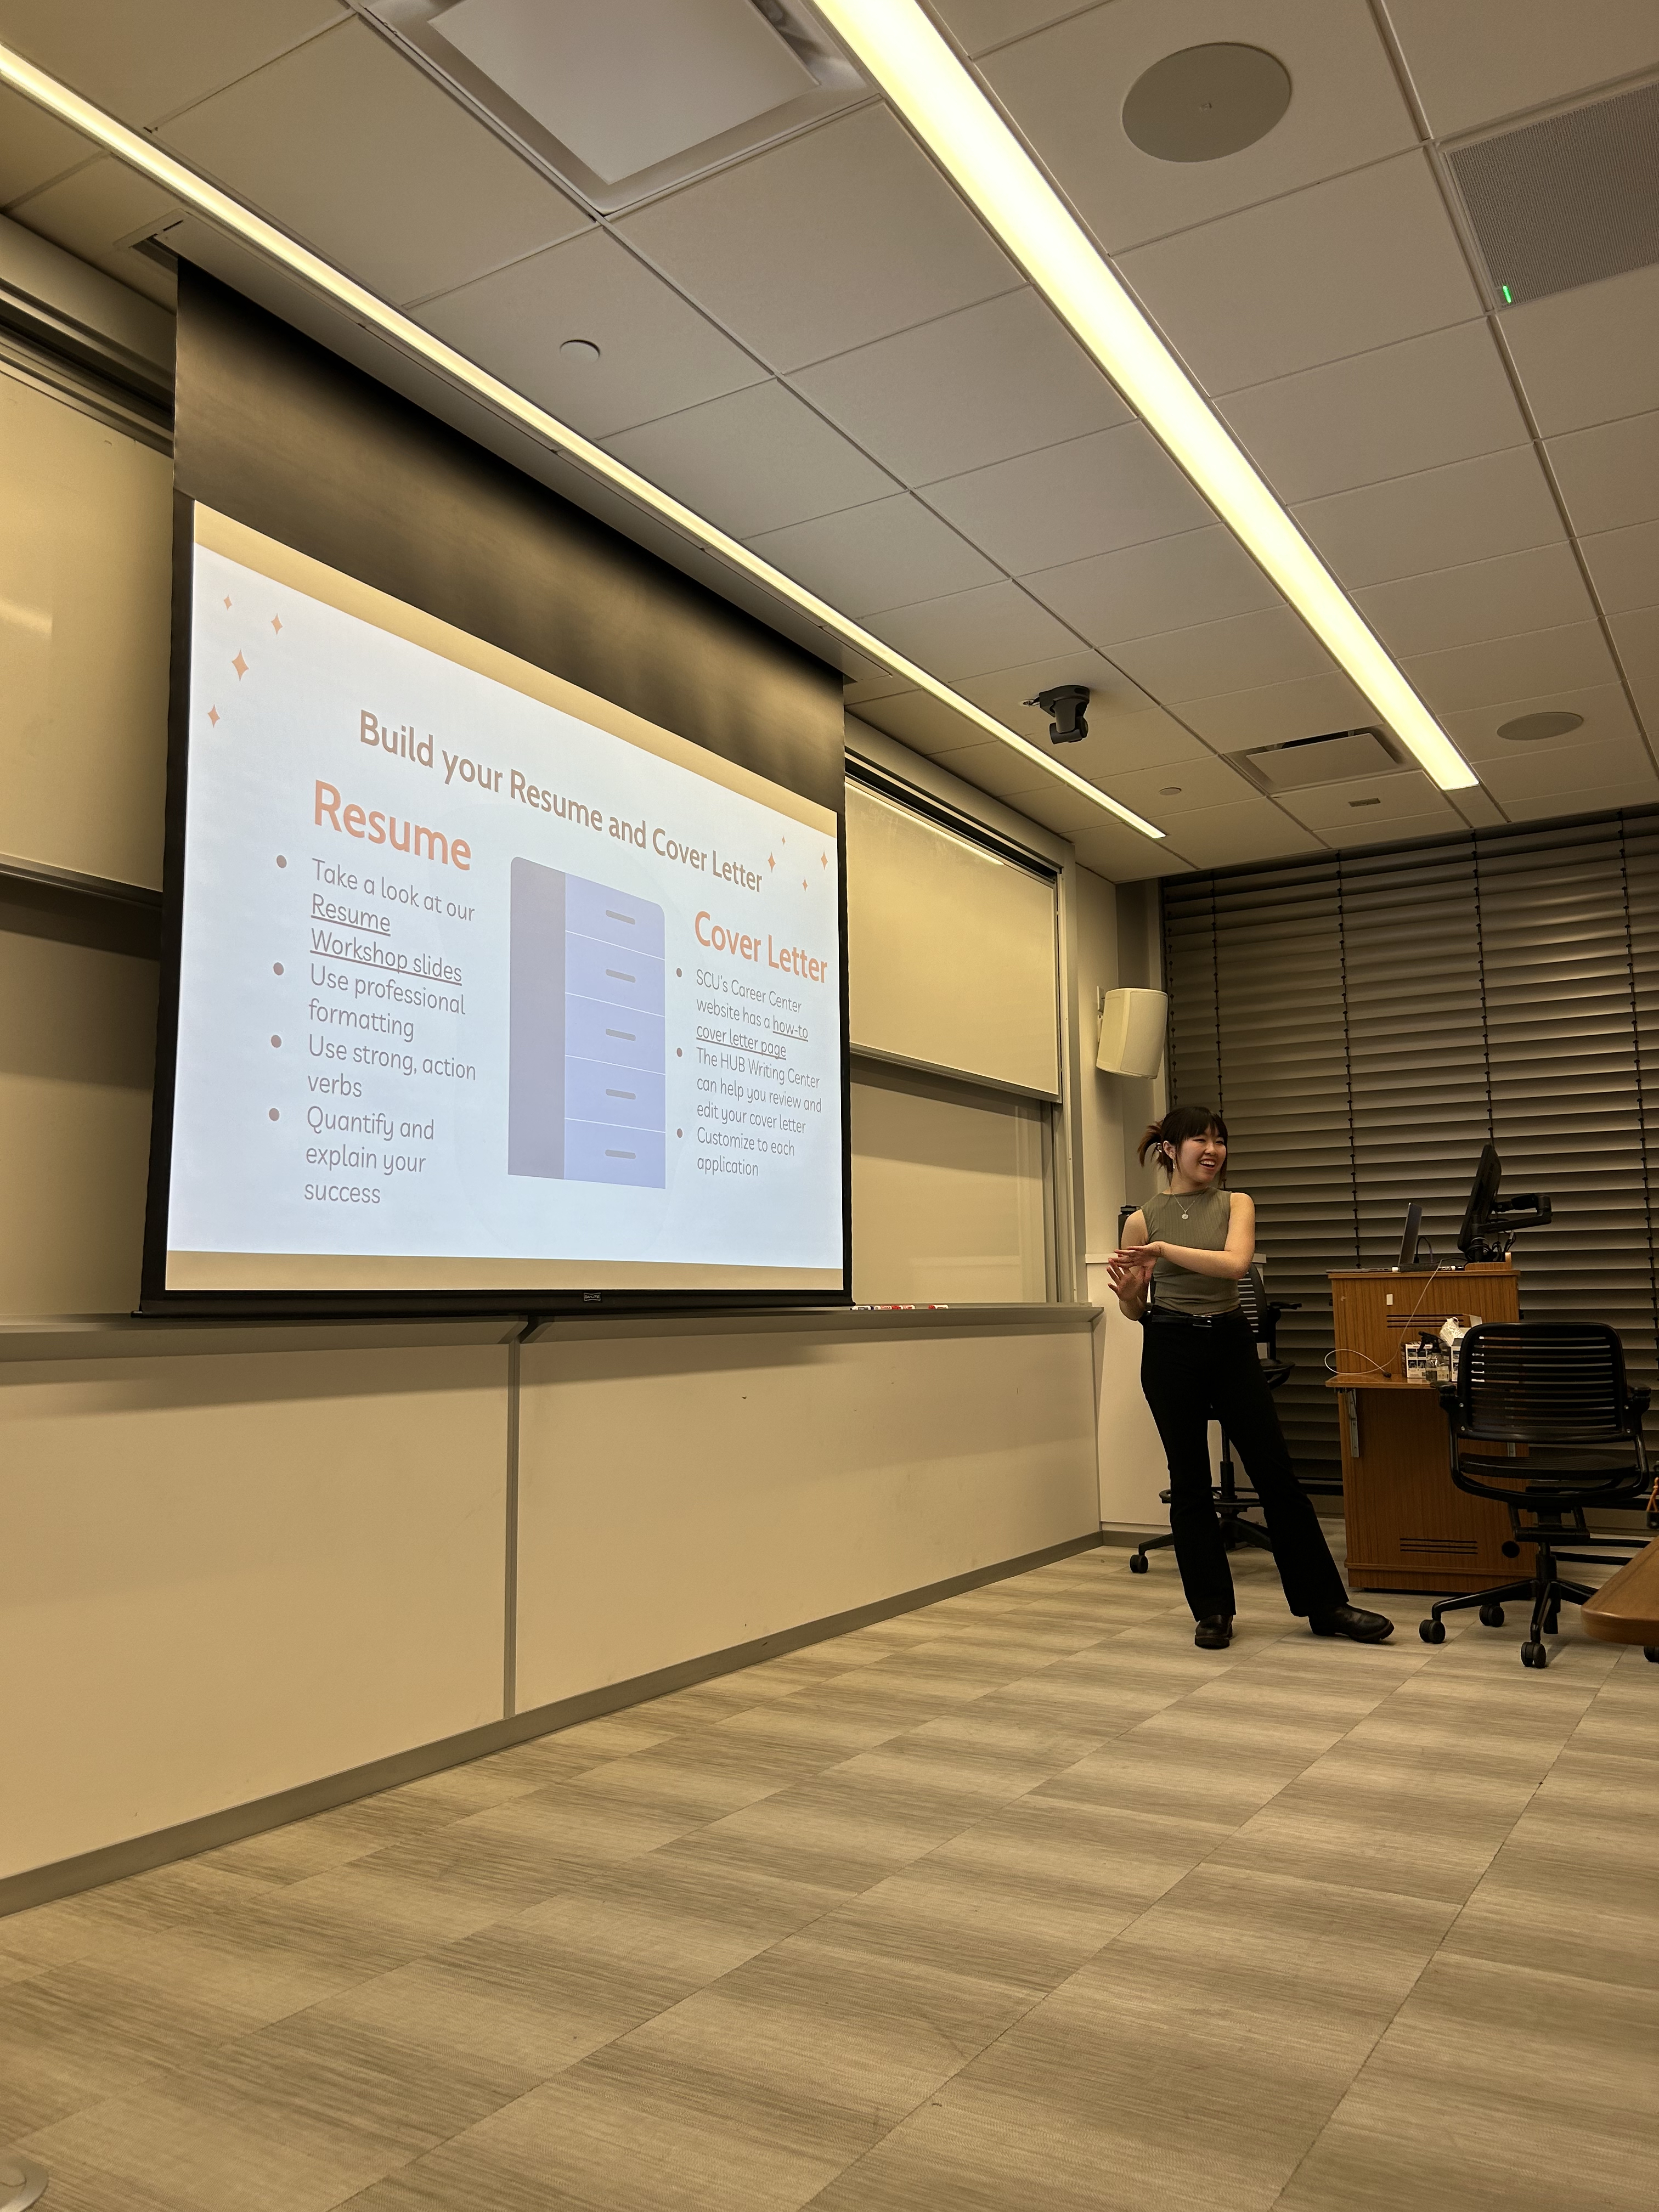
[145,504,848,1306]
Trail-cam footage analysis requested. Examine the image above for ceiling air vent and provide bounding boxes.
[1238,728,1401,792]
[1447,77,1659,308]
[370,0,862,213]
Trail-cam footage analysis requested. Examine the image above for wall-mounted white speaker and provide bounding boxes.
[1096,987,1167,1079]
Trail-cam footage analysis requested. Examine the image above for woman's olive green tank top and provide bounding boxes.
[1143,1187,1239,1314]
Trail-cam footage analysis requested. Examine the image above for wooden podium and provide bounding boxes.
[1328,1263,1520,1594]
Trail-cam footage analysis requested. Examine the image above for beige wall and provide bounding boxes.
[0,370,172,889]
[0,1341,509,1880]
[1074,866,1169,1528]
[515,1316,1099,1712]
[0,919,157,1316]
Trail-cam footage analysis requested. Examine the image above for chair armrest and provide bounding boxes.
[1437,1383,1460,1414]
[1630,1385,1651,1416]
[1274,1298,1302,1311]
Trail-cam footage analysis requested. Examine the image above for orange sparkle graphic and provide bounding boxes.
[223,595,232,610]
[768,854,775,870]
[271,613,283,635]
[820,852,828,867]
[232,652,249,679]
[207,705,220,727]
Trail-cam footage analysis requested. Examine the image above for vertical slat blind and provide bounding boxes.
[1163,810,1659,1479]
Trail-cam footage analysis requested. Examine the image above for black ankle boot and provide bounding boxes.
[1309,1603,1394,1643]
[1194,1615,1233,1649]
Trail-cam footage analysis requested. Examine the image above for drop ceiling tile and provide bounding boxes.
[1108,606,1332,705]
[1179,670,1374,751]
[6,160,181,306]
[1403,621,1617,714]
[985,0,1415,256]
[1334,808,1470,850]
[1220,319,1529,504]
[1547,410,1659,537]
[747,495,1000,619]
[1502,263,1659,438]
[1440,681,1640,765]
[0,84,91,205]
[841,669,912,706]
[1474,733,1658,805]
[1384,0,1659,135]
[789,288,1128,487]
[601,381,896,540]
[1070,818,1190,885]
[862,583,1075,681]
[1500,777,1659,823]
[0,0,342,126]
[931,0,1077,54]
[1610,611,1659,735]
[421,229,764,441]
[923,421,1214,575]
[1024,527,1280,650]
[616,103,1019,373]
[1353,542,1596,659]
[854,718,1043,797]
[1275,770,1458,831]
[163,20,588,307]
[1159,798,1326,870]
[1118,153,1480,393]
[1091,756,1260,820]
[1579,519,1659,617]
[1294,445,1565,589]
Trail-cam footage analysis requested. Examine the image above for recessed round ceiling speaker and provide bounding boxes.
[1497,709,1584,741]
[560,337,602,362]
[1122,44,1292,163]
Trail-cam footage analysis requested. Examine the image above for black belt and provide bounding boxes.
[1144,1306,1243,1329]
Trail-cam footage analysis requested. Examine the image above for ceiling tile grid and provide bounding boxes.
[3,0,1657,882]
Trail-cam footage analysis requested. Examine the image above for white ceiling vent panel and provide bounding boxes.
[371,0,862,212]
[430,0,810,182]
[1241,727,1402,790]
[1449,77,1659,308]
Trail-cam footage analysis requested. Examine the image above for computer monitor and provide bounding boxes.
[1395,1200,1423,1271]
[1456,1142,1551,1263]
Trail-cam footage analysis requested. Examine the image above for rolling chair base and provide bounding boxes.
[1418,1530,1647,1668]
[0,2155,48,2212]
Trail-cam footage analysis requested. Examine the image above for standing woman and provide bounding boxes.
[1109,1105,1393,1651]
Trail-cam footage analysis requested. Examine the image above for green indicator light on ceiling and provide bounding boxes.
[1501,284,1513,303]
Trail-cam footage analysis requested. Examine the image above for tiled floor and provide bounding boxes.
[3,1540,1656,2211]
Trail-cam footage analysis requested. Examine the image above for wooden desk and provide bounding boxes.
[1328,1264,1520,1594]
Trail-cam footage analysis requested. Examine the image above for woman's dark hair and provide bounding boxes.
[1138,1104,1228,1178]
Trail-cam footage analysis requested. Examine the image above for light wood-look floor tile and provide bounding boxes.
[5,1537,1657,2212]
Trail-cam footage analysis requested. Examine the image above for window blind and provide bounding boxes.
[1163,809,1659,1479]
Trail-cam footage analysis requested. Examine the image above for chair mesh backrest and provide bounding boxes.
[1236,1266,1264,1338]
[1460,1323,1629,1442]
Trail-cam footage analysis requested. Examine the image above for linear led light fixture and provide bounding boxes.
[0,41,1166,841]
[812,0,1479,794]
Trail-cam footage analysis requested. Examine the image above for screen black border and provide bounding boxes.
[139,496,854,1319]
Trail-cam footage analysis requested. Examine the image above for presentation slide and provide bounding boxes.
[161,507,845,1296]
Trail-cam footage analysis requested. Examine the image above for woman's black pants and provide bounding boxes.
[1140,1310,1347,1622]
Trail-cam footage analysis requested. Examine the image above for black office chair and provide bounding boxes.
[1130,1261,1302,1573]
[1419,1322,1655,1668]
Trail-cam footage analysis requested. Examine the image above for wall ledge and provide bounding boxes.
[0,1305,1098,1361]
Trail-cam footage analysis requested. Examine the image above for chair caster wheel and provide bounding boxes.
[1644,1646,1658,1663]
[1521,1640,1548,1668]
[1419,1618,1446,1644]
[1478,1604,1505,1628]
[1129,1553,1149,1574]
[1501,1541,1521,1559]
